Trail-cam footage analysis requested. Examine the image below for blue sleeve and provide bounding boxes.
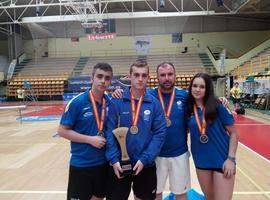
[139,99,167,166]
[105,100,121,165]
[60,99,79,128]
[217,104,234,126]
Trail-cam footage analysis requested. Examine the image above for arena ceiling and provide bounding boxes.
[0,0,269,36]
[0,0,269,24]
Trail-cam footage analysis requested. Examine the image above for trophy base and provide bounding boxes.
[120,160,134,177]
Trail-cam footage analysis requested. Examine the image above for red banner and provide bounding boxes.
[71,36,79,42]
[87,33,116,41]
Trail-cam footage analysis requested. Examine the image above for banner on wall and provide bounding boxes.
[87,33,116,41]
[237,79,270,94]
[172,33,182,43]
[219,49,226,75]
[71,36,79,42]
[68,76,130,92]
[133,36,151,54]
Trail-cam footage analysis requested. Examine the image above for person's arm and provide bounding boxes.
[218,97,229,107]
[230,88,236,98]
[217,104,238,178]
[104,100,122,178]
[223,124,238,179]
[111,88,124,98]
[58,125,106,149]
[138,100,167,170]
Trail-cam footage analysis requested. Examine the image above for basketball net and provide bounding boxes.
[62,0,102,24]
[63,0,116,40]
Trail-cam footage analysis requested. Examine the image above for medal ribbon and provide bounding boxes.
[89,90,106,133]
[193,104,206,135]
[130,89,144,127]
[158,87,175,120]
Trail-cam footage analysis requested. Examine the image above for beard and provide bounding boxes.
[159,81,175,91]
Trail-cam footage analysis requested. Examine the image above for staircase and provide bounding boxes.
[198,53,218,75]
[13,59,32,75]
[72,57,89,76]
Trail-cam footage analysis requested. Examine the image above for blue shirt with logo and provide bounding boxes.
[60,89,110,167]
[149,88,188,157]
[187,104,234,169]
[105,88,167,167]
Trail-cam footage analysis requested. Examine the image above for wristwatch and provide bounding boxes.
[227,155,236,165]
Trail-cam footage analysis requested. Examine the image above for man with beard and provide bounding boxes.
[151,62,190,200]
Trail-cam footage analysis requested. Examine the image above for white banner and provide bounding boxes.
[133,36,151,54]
[7,59,17,80]
[238,79,270,94]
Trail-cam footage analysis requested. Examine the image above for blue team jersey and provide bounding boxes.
[105,88,167,167]
[187,104,234,169]
[60,89,110,167]
[149,88,188,157]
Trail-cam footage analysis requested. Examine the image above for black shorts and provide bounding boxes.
[106,165,157,200]
[196,167,223,174]
[67,164,108,200]
[232,98,240,104]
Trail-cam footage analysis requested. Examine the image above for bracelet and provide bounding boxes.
[227,155,236,165]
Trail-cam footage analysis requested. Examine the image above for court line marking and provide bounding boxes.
[239,142,270,164]
[237,143,270,199]
[0,190,66,194]
[237,166,270,199]
[235,123,270,126]
[0,190,270,195]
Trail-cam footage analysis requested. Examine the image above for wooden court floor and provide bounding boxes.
[0,103,269,200]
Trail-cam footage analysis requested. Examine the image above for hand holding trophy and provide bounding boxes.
[113,127,134,177]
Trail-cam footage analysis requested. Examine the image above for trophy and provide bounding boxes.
[112,127,134,177]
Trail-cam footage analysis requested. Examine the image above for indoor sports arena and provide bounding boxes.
[0,0,270,200]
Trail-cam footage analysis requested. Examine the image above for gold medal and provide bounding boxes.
[166,117,171,127]
[200,134,208,144]
[130,89,144,135]
[130,125,138,134]
[194,105,208,144]
[158,88,175,128]
[98,131,104,137]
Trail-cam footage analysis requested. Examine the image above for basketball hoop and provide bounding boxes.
[62,0,116,40]
[62,0,102,24]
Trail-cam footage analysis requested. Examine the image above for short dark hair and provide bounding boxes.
[130,59,149,74]
[156,62,175,74]
[92,62,113,77]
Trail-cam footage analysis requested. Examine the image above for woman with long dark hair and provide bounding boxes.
[186,73,238,200]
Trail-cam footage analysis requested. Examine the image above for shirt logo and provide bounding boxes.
[106,106,109,115]
[83,112,93,117]
[143,110,151,121]
[83,106,91,111]
[177,100,183,109]
[122,111,129,114]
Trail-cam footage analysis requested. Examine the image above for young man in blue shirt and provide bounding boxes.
[58,63,113,200]
[105,60,167,200]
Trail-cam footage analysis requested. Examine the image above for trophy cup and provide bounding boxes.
[112,127,134,177]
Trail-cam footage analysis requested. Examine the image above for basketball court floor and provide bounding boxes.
[0,102,269,200]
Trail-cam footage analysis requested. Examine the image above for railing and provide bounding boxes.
[47,47,199,58]
[207,45,238,59]
[49,51,81,58]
